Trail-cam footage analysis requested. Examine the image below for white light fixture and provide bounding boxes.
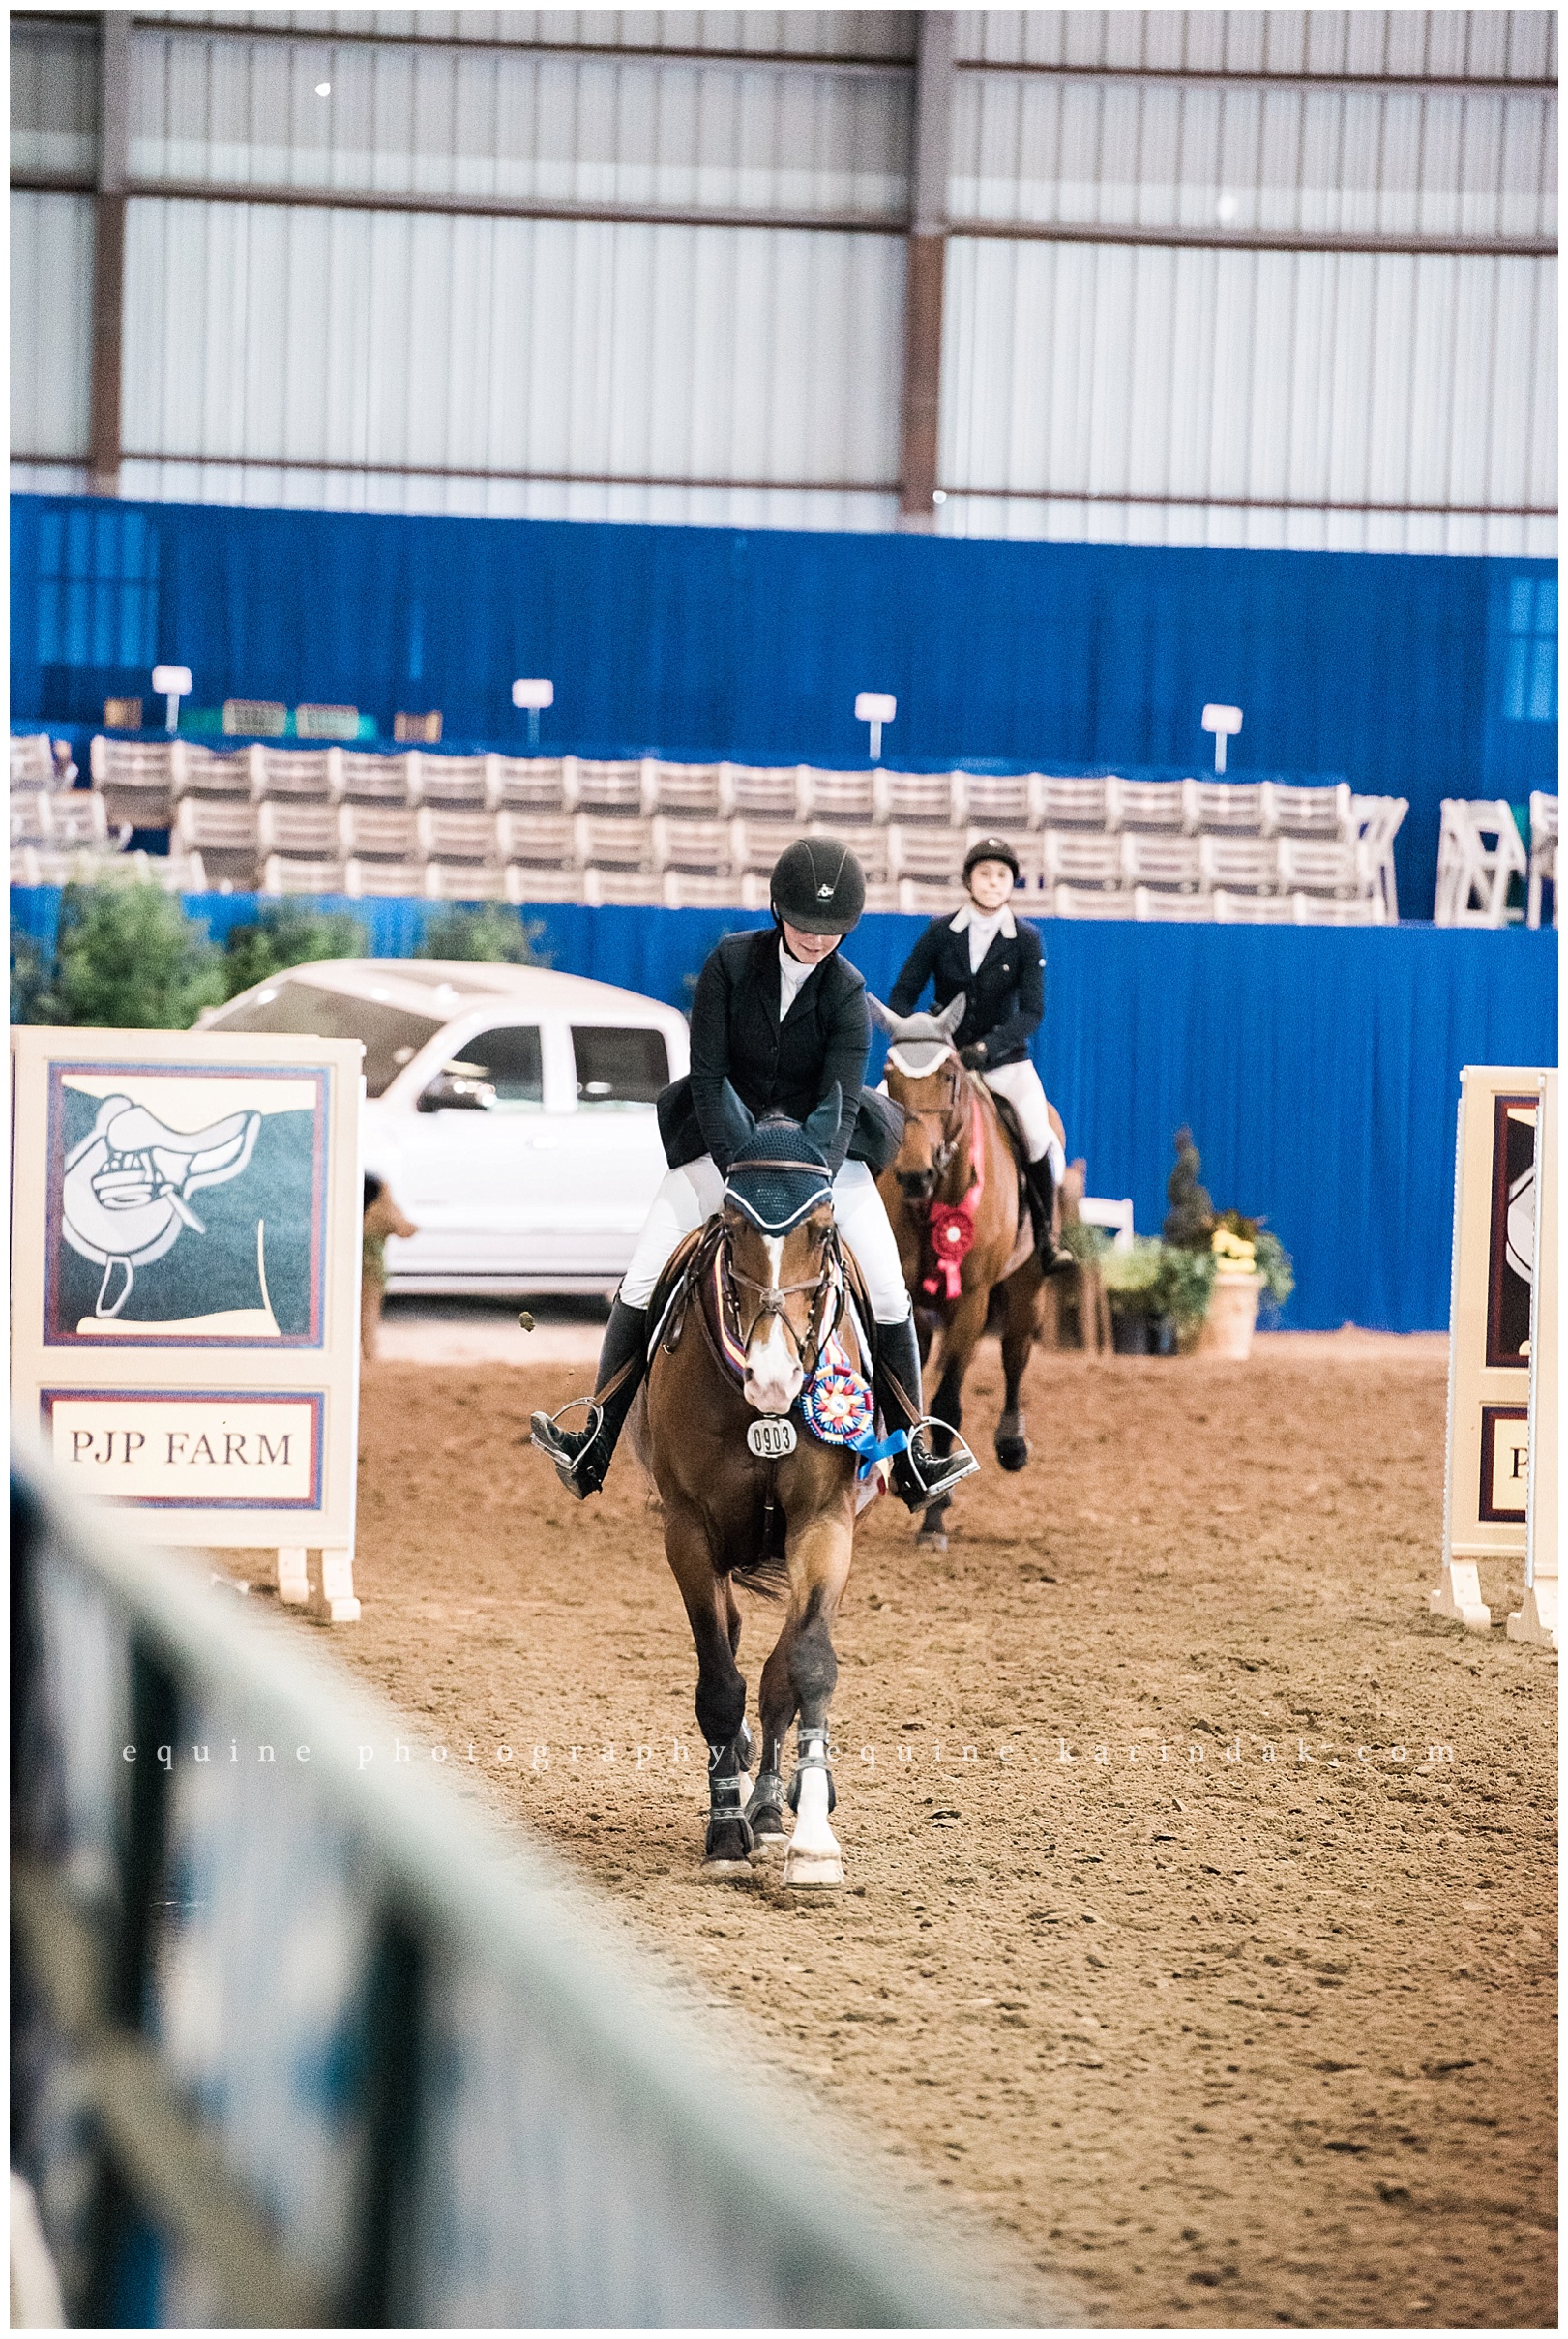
[1215,192,1238,222]
[315,80,331,95]
[151,664,192,733]
[932,489,947,505]
[855,690,896,762]
[1200,702,1243,775]
[513,676,554,749]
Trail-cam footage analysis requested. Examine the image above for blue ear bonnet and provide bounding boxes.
[724,1121,832,1235]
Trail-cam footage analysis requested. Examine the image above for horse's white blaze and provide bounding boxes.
[783,1767,843,1887]
[742,1233,804,1416]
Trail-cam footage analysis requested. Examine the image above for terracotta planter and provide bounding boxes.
[1199,1272,1264,1360]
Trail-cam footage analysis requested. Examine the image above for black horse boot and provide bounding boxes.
[1024,1157,1070,1274]
[530,1297,648,1499]
[873,1313,979,1511]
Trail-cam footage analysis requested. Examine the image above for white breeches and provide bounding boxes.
[621,1156,912,1324]
[981,1060,1066,1182]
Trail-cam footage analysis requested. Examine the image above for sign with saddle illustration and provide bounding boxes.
[12,1028,365,1619]
[1430,1064,1555,1641]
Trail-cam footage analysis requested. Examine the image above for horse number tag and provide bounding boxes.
[747,1417,797,1459]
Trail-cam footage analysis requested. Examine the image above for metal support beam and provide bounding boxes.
[898,11,954,531]
[87,11,129,497]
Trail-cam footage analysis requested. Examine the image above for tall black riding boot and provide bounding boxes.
[531,1298,648,1500]
[873,1313,979,1512]
[1024,1158,1069,1274]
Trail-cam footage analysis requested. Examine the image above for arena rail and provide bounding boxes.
[11,1454,1038,2328]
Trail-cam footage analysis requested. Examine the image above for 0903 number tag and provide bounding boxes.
[746,1416,798,1459]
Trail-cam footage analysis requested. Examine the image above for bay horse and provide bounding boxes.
[870,993,1064,1548]
[628,1092,884,1889]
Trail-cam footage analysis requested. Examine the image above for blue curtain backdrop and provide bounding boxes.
[13,886,1554,1334]
[10,496,1557,921]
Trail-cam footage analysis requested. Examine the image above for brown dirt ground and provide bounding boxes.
[303,1342,1556,2329]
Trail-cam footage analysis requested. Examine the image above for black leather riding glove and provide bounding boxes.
[959,1043,988,1070]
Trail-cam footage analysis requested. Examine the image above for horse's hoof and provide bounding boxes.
[701,1859,755,1883]
[750,1829,786,1860]
[783,1850,844,1890]
[748,1810,788,1851]
[916,1529,949,1553]
[994,1436,1029,1473]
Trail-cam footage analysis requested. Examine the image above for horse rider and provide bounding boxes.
[888,834,1067,1269]
[532,836,978,1510]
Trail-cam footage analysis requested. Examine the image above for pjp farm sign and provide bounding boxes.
[12,1029,365,1618]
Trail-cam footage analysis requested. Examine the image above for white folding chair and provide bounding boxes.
[1278,837,1369,903]
[497,811,577,874]
[1035,774,1121,831]
[261,854,347,895]
[88,736,183,829]
[257,800,340,863]
[1133,889,1214,921]
[1198,835,1284,896]
[584,868,666,907]
[1116,778,1196,833]
[344,860,429,899]
[1122,833,1202,894]
[423,861,510,903]
[964,773,1036,831]
[574,814,655,873]
[663,871,746,910]
[254,748,334,801]
[504,865,587,905]
[1433,799,1527,926]
[1043,831,1123,891]
[575,760,652,815]
[1527,793,1558,929]
[491,757,575,814]
[1351,795,1408,923]
[650,817,732,876]
[414,755,490,811]
[417,807,501,868]
[10,734,56,790]
[1192,781,1271,835]
[653,763,731,819]
[885,771,964,827]
[1050,884,1139,920]
[339,803,422,862]
[337,752,415,807]
[728,766,807,823]
[890,827,968,887]
[173,798,261,888]
[1269,781,1354,841]
[1211,890,1296,924]
[1291,894,1378,926]
[802,770,881,826]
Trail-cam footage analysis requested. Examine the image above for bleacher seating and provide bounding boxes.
[26,741,1413,917]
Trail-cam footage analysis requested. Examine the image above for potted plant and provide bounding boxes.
[1200,1209,1296,1359]
[1098,1234,1168,1353]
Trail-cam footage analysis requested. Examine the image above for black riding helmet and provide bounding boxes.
[770,835,867,934]
[962,834,1021,885]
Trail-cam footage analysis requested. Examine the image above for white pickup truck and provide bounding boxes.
[202,958,689,1294]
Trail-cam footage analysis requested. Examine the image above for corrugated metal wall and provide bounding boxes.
[11,193,95,465]
[10,8,1556,548]
[128,26,910,218]
[940,239,1555,552]
[119,198,902,525]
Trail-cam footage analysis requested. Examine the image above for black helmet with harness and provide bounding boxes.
[770,836,867,934]
[962,834,1021,885]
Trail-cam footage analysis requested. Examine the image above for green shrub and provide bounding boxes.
[1157,1240,1217,1333]
[1253,1229,1296,1309]
[416,904,547,965]
[32,883,227,1029]
[222,903,369,998]
[10,931,53,1025]
[1061,1218,1111,1266]
[1099,1234,1167,1316]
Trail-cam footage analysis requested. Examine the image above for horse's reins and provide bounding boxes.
[902,1056,979,1196]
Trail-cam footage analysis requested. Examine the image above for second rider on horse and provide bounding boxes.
[533,836,977,1510]
[889,835,1066,1269]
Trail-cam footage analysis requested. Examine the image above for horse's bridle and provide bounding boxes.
[721,1213,846,1377]
[900,1055,971,1190]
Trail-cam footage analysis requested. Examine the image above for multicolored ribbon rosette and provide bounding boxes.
[799,1349,907,1479]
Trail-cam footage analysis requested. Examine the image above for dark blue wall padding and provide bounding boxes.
[13,887,1555,1333]
[10,496,1556,920]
